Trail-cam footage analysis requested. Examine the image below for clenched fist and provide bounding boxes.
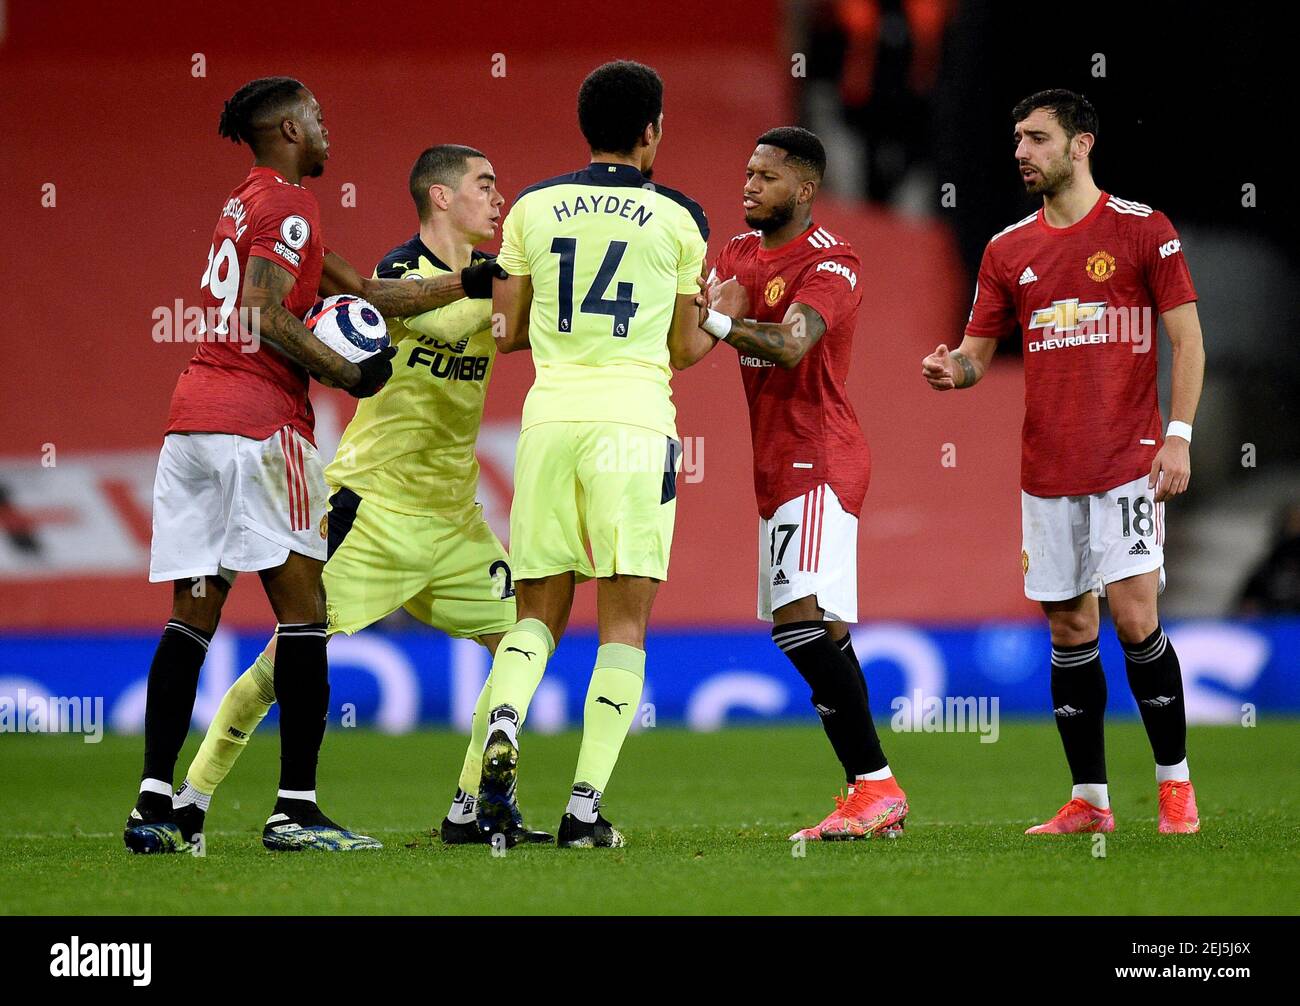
[922,344,960,390]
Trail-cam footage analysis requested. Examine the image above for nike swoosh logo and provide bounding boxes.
[505,647,536,661]
[596,696,628,713]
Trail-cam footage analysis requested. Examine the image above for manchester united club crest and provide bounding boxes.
[1021,549,1030,576]
[764,276,786,306]
[1085,250,1116,283]
[319,513,329,539]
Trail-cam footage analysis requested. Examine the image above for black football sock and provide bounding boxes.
[1122,625,1188,770]
[834,631,890,777]
[837,632,872,714]
[773,621,888,781]
[141,619,213,787]
[272,622,329,797]
[1049,637,1108,786]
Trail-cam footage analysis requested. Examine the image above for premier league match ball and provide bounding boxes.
[303,295,390,363]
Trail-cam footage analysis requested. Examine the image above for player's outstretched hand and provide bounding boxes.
[922,344,957,390]
[348,346,397,399]
[1149,435,1191,502]
[462,257,506,298]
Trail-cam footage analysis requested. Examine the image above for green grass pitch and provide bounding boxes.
[1,721,1295,915]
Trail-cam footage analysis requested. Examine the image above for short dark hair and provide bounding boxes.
[1011,89,1099,146]
[409,144,487,218]
[577,60,663,155]
[755,126,827,181]
[218,76,305,147]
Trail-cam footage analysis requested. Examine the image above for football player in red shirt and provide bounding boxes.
[693,128,908,841]
[922,90,1205,834]
[126,77,501,854]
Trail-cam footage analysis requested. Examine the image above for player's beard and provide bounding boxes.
[746,192,797,234]
[1023,152,1072,196]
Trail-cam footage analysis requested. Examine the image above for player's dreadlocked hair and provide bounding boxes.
[218,76,306,147]
[1012,89,1099,145]
[755,126,826,182]
[577,60,663,155]
[409,144,487,219]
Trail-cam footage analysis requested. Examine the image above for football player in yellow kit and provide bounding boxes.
[173,145,551,848]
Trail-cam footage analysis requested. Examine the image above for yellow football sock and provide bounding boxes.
[484,618,554,726]
[457,672,493,795]
[572,643,645,793]
[185,651,276,795]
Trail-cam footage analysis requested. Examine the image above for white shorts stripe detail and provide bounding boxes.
[149,429,328,582]
[1021,473,1166,602]
[758,483,858,623]
[279,428,300,532]
[811,485,826,573]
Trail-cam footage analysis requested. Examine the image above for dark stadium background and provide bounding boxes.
[0,1,1295,729]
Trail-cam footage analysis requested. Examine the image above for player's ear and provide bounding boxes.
[1073,131,1095,162]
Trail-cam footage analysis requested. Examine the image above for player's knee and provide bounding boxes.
[1112,608,1158,646]
[170,577,227,634]
[1046,609,1097,645]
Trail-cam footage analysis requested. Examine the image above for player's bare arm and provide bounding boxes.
[709,277,827,370]
[1149,301,1205,503]
[319,249,495,318]
[491,271,532,353]
[723,301,827,369]
[922,335,997,390]
[242,255,361,388]
[668,284,717,370]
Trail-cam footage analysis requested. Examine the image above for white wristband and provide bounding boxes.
[701,308,733,341]
[1167,421,1193,443]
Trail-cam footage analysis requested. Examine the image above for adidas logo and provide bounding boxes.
[1053,704,1082,717]
[1128,539,1150,555]
[1141,695,1176,707]
[1018,266,1038,286]
[772,568,789,586]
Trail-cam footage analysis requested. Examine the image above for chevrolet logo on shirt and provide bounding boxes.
[1028,298,1107,334]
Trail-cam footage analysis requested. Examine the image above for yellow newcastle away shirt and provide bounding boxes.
[324,237,496,516]
[496,162,709,438]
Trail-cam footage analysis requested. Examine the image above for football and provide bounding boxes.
[303,294,390,363]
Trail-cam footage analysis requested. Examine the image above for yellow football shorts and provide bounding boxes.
[322,486,517,640]
[508,421,682,582]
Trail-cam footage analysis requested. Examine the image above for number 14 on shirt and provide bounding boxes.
[550,237,640,337]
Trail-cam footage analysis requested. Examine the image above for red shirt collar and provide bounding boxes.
[756,221,819,260]
[1036,190,1108,235]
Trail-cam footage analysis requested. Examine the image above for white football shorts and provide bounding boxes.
[149,426,328,583]
[757,483,858,623]
[1021,472,1166,602]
